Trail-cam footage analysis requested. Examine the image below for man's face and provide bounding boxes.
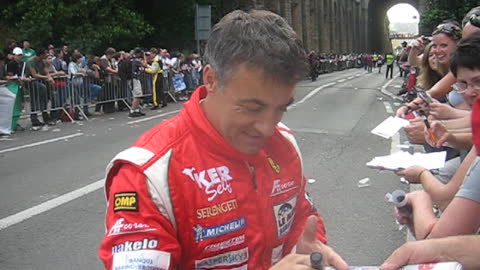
[14,54,22,62]
[432,33,456,65]
[23,41,30,49]
[463,22,480,38]
[203,64,295,155]
[457,67,480,107]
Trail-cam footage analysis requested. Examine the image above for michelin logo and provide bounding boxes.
[194,217,246,242]
[195,247,249,268]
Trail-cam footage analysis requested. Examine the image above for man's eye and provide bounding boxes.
[245,106,262,113]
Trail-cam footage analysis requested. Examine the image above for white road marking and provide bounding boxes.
[337,79,346,83]
[347,76,354,79]
[0,133,84,154]
[381,73,403,101]
[383,102,393,114]
[0,178,105,231]
[289,82,335,109]
[127,110,180,125]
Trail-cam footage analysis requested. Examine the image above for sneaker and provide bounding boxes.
[138,111,146,116]
[150,106,160,110]
[32,119,45,127]
[47,121,57,126]
[0,133,11,138]
[128,112,141,118]
[161,103,168,108]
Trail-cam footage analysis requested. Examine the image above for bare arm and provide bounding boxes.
[382,235,480,270]
[420,147,476,209]
[428,197,480,239]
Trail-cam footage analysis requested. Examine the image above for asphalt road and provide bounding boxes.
[0,67,408,269]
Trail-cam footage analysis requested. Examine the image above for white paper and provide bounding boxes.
[371,116,410,139]
[366,151,446,171]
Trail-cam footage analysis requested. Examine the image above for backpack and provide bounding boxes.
[118,59,132,81]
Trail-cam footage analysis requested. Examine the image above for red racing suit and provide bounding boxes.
[98,86,327,270]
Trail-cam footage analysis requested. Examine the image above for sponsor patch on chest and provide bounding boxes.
[194,217,246,242]
[270,179,298,197]
[182,166,233,202]
[273,196,297,238]
[196,199,239,219]
[195,247,249,269]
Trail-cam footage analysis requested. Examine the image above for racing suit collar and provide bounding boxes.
[184,86,268,165]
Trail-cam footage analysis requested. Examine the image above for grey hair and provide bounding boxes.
[203,10,308,88]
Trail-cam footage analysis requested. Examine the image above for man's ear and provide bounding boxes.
[202,64,217,94]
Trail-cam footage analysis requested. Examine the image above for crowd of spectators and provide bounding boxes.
[0,41,204,136]
[382,6,480,268]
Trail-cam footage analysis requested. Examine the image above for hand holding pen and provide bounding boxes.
[422,118,438,145]
[424,120,452,148]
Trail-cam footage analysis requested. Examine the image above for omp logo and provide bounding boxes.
[204,235,245,252]
[112,238,158,254]
[196,199,238,219]
[193,217,246,242]
[271,179,298,196]
[267,157,281,174]
[108,218,156,236]
[182,166,233,201]
[195,247,249,268]
[273,197,297,238]
[114,192,138,212]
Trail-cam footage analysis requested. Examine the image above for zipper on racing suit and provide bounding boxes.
[245,162,257,190]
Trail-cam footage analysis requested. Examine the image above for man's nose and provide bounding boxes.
[254,117,278,138]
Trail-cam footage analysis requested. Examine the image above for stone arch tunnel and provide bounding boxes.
[223,0,427,54]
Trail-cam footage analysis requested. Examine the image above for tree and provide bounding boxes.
[421,0,479,31]
[1,0,153,54]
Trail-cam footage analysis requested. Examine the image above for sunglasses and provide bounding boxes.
[432,23,462,39]
[469,14,480,28]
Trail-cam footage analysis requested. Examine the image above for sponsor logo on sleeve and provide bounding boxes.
[204,235,246,252]
[112,238,158,254]
[114,192,138,212]
[267,157,281,174]
[273,197,297,238]
[270,179,298,197]
[196,199,238,219]
[194,217,246,242]
[108,218,157,236]
[182,166,233,202]
[112,249,170,270]
[194,247,249,269]
[271,244,284,265]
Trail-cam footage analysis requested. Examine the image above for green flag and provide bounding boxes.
[0,82,19,134]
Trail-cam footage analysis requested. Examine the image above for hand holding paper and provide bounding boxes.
[371,116,410,139]
[366,151,446,171]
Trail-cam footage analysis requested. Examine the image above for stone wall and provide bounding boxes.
[226,0,423,54]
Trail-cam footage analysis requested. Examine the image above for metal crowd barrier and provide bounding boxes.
[22,71,173,122]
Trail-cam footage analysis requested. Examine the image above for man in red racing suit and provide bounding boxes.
[99,9,347,270]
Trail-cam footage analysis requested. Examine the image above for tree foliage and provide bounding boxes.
[421,0,480,31]
[1,0,154,54]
